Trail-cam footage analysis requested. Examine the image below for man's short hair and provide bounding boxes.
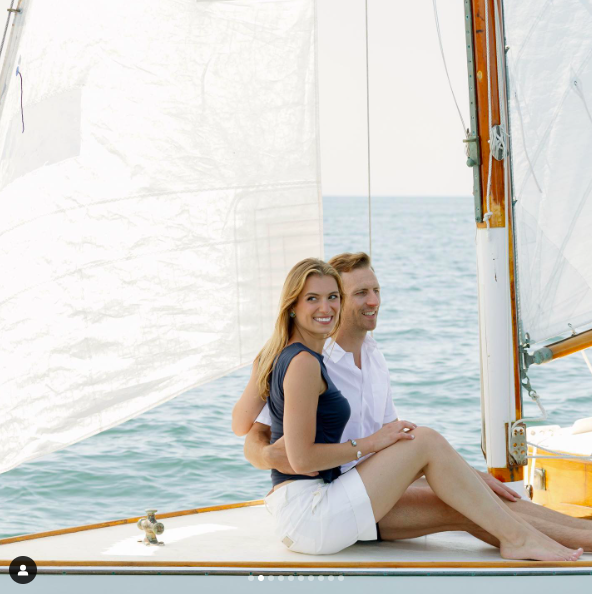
[328,252,374,275]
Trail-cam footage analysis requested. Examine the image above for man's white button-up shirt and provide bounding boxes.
[255,335,398,472]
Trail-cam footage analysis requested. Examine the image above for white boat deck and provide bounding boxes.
[1,502,592,574]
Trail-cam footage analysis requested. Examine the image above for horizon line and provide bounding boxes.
[322,194,473,199]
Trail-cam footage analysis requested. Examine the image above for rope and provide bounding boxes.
[583,349,592,375]
[490,125,508,160]
[431,0,469,137]
[523,351,592,463]
[528,455,592,461]
[16,66,24,132]
[0,0,16,60]
[364,0,372,261]
[526,442,592,462]
[510,377,547,441]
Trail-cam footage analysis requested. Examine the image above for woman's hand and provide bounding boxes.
[369,420,417,452]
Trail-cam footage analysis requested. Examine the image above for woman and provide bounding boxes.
[232,258,582,560]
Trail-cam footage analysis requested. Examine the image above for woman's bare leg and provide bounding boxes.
[356,427,583,561]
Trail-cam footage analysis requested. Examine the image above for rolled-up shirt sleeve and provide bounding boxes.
[255,403,272,426]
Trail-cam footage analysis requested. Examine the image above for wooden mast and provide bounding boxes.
[467,0,523,483]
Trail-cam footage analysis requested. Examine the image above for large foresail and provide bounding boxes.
[503,0,592,345]
[0,0,322,473]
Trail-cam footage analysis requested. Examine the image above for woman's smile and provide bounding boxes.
[313,315,333,325]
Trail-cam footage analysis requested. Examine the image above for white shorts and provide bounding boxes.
[264,468,377,555]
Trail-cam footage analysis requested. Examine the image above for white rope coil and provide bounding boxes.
[490,125,508,161]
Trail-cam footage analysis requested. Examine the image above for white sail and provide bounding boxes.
[0,0,322,473]
[504,0,592,345]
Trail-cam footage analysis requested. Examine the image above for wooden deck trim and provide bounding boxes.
[0,499,264,545]
[1,559,591,569]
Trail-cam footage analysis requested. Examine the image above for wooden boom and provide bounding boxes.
[531,328,592,365]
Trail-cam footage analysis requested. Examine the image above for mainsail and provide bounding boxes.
[0,0,322,473]
[504,0,592,345]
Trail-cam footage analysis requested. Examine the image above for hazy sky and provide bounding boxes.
[1,0,473,197]
[317,0,472,197]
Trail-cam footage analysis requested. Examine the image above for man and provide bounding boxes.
[243,252,592,549]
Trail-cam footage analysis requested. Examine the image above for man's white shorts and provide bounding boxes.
[264,467,377,555]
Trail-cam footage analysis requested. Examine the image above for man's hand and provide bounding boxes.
[265,437,318,477]
[476,469,521,501]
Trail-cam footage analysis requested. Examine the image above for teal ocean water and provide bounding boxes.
[1,196,591,539]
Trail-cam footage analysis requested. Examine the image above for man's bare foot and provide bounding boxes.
[500,533,584,562]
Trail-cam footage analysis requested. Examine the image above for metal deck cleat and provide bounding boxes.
[137,509,165,546]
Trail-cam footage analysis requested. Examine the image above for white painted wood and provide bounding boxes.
[476,227,517,469]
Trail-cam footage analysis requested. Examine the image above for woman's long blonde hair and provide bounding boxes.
[256,258,344,400]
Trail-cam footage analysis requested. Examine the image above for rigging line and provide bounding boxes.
[364,0,372,261]
[483,0,494,227]
[16,66,23,132]
[528,455,592,461]
[582,349,592,375]
[431,0,468,137]
[494,0,519,426]
[526,441,592,462]
[0,0,16,60]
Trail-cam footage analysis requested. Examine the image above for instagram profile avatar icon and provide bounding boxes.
[9,556,37,584]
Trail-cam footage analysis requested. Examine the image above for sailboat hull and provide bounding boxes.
[1,500,591,591]
[2,572,592,594]
[528,456,592,519]
[527,424,592,518]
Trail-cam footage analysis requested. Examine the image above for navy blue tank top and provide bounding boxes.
[267,342,351,486]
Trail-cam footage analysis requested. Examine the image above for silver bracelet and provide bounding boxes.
[349,439,362,460]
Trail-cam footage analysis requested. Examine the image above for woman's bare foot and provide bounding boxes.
[506,500,590,554]
[500,532,584,562]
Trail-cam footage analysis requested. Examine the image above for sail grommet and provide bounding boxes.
[137,509,165,546]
